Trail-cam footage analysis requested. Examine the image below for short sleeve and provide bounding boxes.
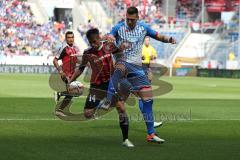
[55,46,66,60]
[109,25,118,37]
[109,21,124,37]
[141,22,158,39]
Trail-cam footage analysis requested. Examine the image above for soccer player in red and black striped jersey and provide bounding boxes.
[69,28,134,147]
[53,31,80,116]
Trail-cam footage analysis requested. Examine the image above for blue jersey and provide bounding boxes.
[110,21,158,64]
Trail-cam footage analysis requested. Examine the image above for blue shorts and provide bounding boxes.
[117,61,150,91]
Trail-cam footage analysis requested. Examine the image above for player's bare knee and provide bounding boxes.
[138,87,153,101]
[116,101,125,113]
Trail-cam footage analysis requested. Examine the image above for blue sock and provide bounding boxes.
[138,99,143,112]
[106,79,115,102]
[107,69,123,101]
[141,99,155,135]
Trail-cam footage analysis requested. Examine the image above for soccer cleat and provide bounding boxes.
[97,98,111,110]
[54,92,61,104]
[154,121,163,128]
[122,139,134,148]
[147,133,165,144]
[55,109,66,117]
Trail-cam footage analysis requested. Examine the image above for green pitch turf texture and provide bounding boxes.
[0,73,240,160]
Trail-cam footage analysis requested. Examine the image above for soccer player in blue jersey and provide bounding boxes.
[100,6,176,144]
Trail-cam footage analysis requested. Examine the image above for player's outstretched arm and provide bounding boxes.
[155,34,176,44]
[143,22,176,44]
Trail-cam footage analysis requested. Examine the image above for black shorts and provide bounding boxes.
[84,82,109,109]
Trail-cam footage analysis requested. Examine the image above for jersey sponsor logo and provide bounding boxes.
[127,36,139,43]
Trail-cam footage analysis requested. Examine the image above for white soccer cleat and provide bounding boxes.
[147,133,165,144]
[122,139,134,148]
[154,121,163,128]
[98,98,111,110]
[55,109,66,117]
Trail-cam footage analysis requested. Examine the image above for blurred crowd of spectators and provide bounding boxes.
[0,0,33,24]
[136,0,165,25]
[102,0,237,31]
[0,0,65,57]
[101,0,201,29]
[77,19,96,43]
[1,0,238,58]
[176,0,201,20]
[101,0,165,25]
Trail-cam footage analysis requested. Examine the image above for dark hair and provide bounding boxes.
[65,31,74,38]
[86,28,99,40]
[127,6,138,15]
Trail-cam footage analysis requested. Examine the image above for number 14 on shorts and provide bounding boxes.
[89,94,96,102]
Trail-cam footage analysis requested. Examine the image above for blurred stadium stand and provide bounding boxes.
[0,0,65,60]
[0,0,239,70]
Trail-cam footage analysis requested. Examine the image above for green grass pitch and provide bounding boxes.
[0,73,240,160]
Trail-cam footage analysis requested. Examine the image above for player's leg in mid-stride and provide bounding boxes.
[100,6,176,144]
[67,28,134,147]
[100,61,165,144]
[116,100,134,147]
[125,62,165,144]
[55,95,73,117]
[139,63,163,128]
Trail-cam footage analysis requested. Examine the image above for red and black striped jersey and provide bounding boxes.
[55,42,80,78]
[80,42,115,85]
